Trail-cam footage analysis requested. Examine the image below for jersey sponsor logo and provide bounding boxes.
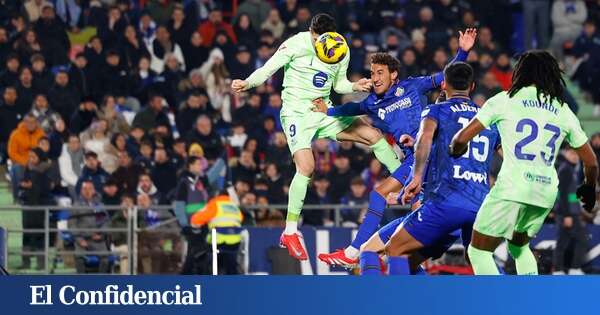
[378,98,412,120]
[312,71,328,88]
[395,87,405,96]
[521,99,558,115]
[450,103,479,113]
[452,165,487,184]
[524,172,552,185]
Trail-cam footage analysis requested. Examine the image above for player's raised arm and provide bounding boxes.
[424,28,477,91]
[231,39,296,93]
[402,109,439,204]
[311,98,366,116]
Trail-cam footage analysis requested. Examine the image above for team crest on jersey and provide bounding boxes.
[395,87,405,96]
[313,71,328,88]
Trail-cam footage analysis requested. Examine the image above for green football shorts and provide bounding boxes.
[280,110,356,155]
[473,193,552,240]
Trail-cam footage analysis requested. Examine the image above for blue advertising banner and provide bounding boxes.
[0,276,599,315]
[245,225,600,274]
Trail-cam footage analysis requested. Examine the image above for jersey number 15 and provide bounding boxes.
[458,117,489,162]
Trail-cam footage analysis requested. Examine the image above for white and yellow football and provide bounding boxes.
[314,32,348,64]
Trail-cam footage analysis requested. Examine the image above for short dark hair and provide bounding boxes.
[310,13,336,34]
[186,156,201,168]
[370,53,401,75]
[443,62,474,91]
[84,151,98,159]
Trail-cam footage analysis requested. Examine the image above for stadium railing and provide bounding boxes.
[0,204,410,275]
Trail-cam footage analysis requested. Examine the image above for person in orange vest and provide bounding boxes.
[191,192,243,275]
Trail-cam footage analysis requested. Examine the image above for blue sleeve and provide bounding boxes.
[421,49,470,93]
[326,101,366,117]
[421,104,440,122]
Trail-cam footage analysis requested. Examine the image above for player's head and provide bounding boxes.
[508,50,566,105]
[309,13,336,42]
[370,52,401,96]
[442,62,474,95]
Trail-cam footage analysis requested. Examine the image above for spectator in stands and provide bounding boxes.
[489,52,512,91]
[265,132,292,177]
[304,174,333,226]
[132,93,170,133]
[110,193,134,274]
[159,53,185,108]
[174,156,210,274]
[234,14,259,52]
[138,12,157,48]
[23,0,51,23]
[137,173,163,204]
[48,69,80,124]
[72,180,110,274]
[233,93,262,131]
[98,50,130,98]
[30,54,52,93]
[523,0,550,50]
[328,153,357,203]
[231,149,258,186]
[98,5,127,50]
[98,95,130,135]
[262,8,285,40]
[198,8,237,47]
[18,147,53,270]
[16,67,35,115]
[80,119,118,173]
[131,56,157,107]
[34,3,69,65]
[151,146,177,197]
[112,150,144,195]
[175,91,213,137]
[15,28,44,67]
[337,141,367,172]
[69,97,98,134]
[76,151,109,195]
[0,87,23,163]
[69,53,91,99]
[199,48,231,122]
[167,4,195,48]
[362,158,385,192]
[553,146,588,275]
[59,134,83,199]
[119,25,150,72]
[474,71,503,100]
[572,19,600,114]
[0,54,19,87]
[30,93,60,134]
[47,117,67,160]
[183,31,209,74]
[146,0,175,26]
[340,177,368,227]
[186,115,224,162]
[8,114,45,200]
[227,122,248,155]
[264,163,285,204]
[550,0,588,59]
[101,178,121,206]
[148,25,185,74]
[134,140,154,170]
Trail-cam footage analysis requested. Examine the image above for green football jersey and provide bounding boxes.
[245,32,354,114]
[475,86,588,208]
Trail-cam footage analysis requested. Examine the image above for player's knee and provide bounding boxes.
[384,242,403,257]
[364,130,383,146]
[295,160,314,177]
[507,242,530,259]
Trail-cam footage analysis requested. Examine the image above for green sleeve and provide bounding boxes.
[245,38,296,89]
[333,49,354,94]
[475,93,502,128]
[564,106,588,148]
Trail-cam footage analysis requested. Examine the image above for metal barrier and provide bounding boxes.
[0,204,409,275]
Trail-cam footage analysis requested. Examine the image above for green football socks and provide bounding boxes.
[370,138,401,172]
[467,245,500,275]
[508,242,538,275]
[285,172,311,233]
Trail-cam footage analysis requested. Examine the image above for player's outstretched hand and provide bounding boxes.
[399,134,415,147]
[402,177,422,205]
[576,183,596,211]
[311,98,328,114]
[231,79,248,94]
[352,78,372,92]
[458,28,477,52]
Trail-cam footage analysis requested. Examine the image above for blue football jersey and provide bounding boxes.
[360,76,438,155]
[421,97,501,212]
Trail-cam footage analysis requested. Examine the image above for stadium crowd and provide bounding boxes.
[1,0,600,273]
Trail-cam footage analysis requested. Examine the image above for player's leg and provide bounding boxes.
[335,117,401,172]
[279,113,318,260]
[358,216,404,275]
[467,194,520,275]
[318,175,404,267]
[506,205,553,275]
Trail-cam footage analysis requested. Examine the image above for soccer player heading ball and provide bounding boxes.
[231,13,402,260]
[451,50,599,275]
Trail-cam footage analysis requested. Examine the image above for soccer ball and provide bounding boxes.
[314,32,348,64]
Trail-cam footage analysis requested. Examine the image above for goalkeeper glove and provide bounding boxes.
[576,184,596,211]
